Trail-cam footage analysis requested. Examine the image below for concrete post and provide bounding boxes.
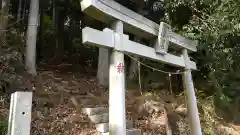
[182,49,202,135]
[7,92,33,135]
[128,36,140,80]
[109,20,126,135]
[97,48,109,86]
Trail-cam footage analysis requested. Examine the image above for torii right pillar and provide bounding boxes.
[182,48,202,135]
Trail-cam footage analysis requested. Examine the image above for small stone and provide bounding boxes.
[175,105,187,116]
[66,114,81,123]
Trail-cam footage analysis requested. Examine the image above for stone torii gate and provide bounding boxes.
[81,0,202,135]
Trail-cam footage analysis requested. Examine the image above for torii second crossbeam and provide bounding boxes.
[82,27,197,70]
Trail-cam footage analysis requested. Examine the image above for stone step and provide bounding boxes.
[101,128,141,135]
[96,121,133,133]
[82,107,108,116]
[80,98,108,107]
[89,113,109,124]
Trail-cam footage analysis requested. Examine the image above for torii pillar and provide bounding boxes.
[109,20,126,135]
[80,0,202,134]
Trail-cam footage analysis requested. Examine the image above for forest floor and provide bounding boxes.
[1,62,240,135]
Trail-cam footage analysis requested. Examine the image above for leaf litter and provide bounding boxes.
[1,64,239,135]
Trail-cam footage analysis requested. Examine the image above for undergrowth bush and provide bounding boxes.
[0,117,7,135]
[0,29,24,93]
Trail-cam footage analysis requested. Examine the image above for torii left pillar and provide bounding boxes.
[109,20,127,135]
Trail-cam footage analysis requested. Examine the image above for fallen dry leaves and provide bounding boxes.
[1,64,239,135]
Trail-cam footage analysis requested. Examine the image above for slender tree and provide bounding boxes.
[52,0,56,29]
[1,0,9,26]
[22,0,27,24]
[17,0,22,22]
[37,5,45,62]
[25,0,39,76]
[0,0,9,43]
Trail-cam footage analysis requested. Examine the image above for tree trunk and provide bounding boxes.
[52,0,58,58]
[22,0,27,25]
[55,10,65,59]
[25,0,39,76]
[0,0,9,43]
[69,14,77,43]
[17,0,22,22]
[1,0,9,26]
[37,6,44,62]
[52,0,56,29]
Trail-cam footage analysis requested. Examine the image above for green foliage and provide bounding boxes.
[0,118,8,135]
[204,131,216,135]
[115,0,240,102]
[183,1,240,98]
[44,15,52,26]
[150,0,240,103]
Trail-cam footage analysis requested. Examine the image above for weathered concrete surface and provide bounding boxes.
[101,128,141,135]
[96,121,133,133]
[89,113,109,124]
[82,106,108,116]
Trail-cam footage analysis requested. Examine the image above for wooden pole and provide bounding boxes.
[109,20,126,135]
[182,49,202,135]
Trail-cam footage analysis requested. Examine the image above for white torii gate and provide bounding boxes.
[81,0,202,135]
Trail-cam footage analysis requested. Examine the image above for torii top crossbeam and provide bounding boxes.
[81,0,198,70]
[81,0,197,53]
